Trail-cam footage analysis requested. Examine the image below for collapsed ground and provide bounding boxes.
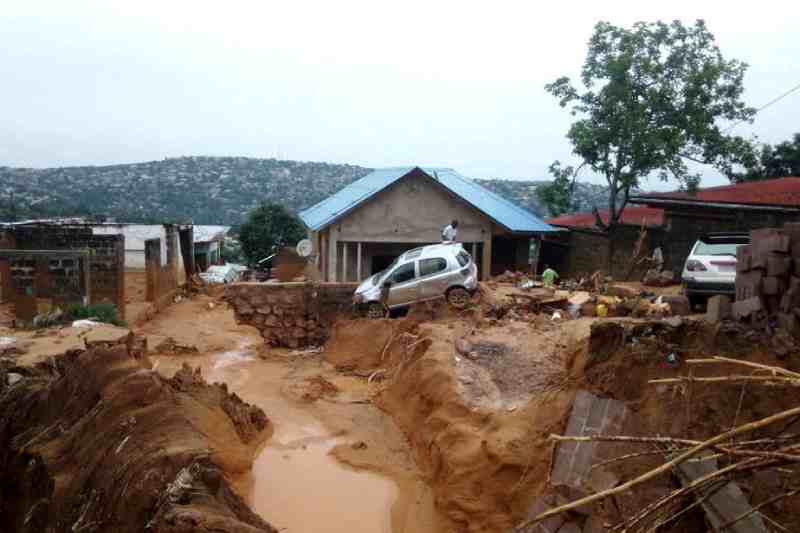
[1,276,799,532]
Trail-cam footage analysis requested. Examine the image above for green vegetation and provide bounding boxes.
[64,303,125,327]
[239,203,306,264]
[0,156,613,225]
[547,19,756,233]
[733,133,800,182]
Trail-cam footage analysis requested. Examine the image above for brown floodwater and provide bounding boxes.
[154,342,397,533]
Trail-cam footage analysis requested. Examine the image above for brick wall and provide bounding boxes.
[554,225,665,280]
[144,226,181,306]
[226,282,357,348]
[0,226,125,317]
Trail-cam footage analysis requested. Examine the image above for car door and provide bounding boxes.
[418,257,450,301]
[385,261,419,307]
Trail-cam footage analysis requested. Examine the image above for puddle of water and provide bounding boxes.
[154,344,398,533]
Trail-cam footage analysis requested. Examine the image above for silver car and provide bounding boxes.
[353,243,479,318]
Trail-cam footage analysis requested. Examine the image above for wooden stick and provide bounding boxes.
[686,357,800,379]
[549,434,800,460]
[514,405,800,531]
[642,480,728,533]
[619,455,770,532]
[649,375,800,386]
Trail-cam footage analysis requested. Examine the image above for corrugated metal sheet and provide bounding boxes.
[299,166,556,233]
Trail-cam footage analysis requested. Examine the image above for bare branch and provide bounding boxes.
[514,405,800,530]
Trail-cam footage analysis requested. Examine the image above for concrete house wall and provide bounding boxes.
[314,173,496,282]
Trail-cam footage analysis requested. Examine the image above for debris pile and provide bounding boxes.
[733,223,800,334]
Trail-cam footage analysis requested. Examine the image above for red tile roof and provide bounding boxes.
[649,177,800,206]
[547,177,800,229]
[547,206,664,228]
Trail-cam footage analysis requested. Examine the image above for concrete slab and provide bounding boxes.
[551,390,629,491]
[674,453,767,533]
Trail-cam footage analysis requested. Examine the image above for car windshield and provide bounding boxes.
[693,241,745,256]
[370,257,400,285]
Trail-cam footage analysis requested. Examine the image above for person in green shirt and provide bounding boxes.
[541,265,559,288]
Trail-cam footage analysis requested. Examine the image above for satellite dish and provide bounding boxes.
[296,239,313,257]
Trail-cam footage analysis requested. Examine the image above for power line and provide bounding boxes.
[724,81,800,133]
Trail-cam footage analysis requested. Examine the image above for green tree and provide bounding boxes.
[535,161,578,217]
[733,133,800,182]
[547,19,756,248]
[239,203,306,264]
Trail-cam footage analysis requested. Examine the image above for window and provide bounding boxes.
[419,257,447,276]
[404,248,423,260]
[456,251,471,267]
[693,242,745,256]
[390,262,416,284]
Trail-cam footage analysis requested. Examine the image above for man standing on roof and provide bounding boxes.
[442,220,459,242]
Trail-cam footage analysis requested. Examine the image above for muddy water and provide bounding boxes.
[154,343,397,533]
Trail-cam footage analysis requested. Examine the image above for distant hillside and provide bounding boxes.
[476,178,609,217]
[0,157,608,224]
[0,157,371,225]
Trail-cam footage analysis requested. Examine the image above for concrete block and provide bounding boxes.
[735,245,752,273]
[706,295,732,323]
[765,295,781,315]
[732,297,763,320]
[762,276,786,295]
[551,390,628,491]
[675,452,767,533]
[735,270,763,300]
[766,253,792,277]
[752,228,790,254]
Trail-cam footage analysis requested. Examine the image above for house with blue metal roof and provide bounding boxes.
[299,166,556,282]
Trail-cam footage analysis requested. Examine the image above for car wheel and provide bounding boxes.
[366,301,387,319]
[446,287,471,309]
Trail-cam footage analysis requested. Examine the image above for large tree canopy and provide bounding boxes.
[733,133,800,182]
[238,203,306,264]
[547,19,756,230]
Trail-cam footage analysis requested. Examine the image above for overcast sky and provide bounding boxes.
[1,1,798,190]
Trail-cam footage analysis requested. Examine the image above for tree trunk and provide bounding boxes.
[607,222,616,277]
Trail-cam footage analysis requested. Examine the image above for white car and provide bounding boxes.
[681,233,749,307]
[353,243,479,318]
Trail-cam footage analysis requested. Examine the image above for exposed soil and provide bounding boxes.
[3,280,799,533]
[0,340,274,532]
[144,294,445,533]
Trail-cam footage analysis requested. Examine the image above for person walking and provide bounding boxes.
[442,219,459,242]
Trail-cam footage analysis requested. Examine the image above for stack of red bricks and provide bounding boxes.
[734,223,800,334]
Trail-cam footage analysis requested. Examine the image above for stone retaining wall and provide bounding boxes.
[225,282,357,348]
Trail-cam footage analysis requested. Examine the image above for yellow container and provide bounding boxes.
[596,303,608,318]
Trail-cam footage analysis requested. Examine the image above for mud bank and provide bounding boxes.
[371,318,586,532]
[0,342,275,533]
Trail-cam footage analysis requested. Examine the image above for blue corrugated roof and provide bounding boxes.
[299,166,557,233]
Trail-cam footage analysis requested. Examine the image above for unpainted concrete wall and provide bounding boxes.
[315,171,495,282]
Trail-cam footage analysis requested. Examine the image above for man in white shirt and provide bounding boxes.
[442,220,459,242]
